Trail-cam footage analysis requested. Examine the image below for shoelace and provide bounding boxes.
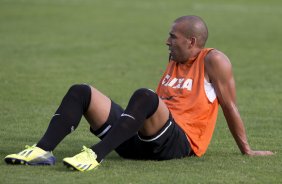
[74,146,95,161]
[18,144,53,157]
[17,145,35,155]
[24,145,34,149]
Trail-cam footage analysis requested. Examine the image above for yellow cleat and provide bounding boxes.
[4,145,56,165]
[63,146,100,172]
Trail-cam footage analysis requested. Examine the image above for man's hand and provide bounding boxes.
[244,150,274,156]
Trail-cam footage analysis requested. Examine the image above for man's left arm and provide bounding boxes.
[205,49,273,156]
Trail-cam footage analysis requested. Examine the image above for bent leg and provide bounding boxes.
[84,86,112,131]
[91,88,170,162]
[36,84,91,151]
[116,99,192,160]
[139,98,169,137]
[37,84,112,151]
[5,84,115,167]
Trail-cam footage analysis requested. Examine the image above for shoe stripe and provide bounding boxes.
[20,151,27,156]
[19,150,34,157]
[25,150,33,157]
[81,165,87,170]
[85,164,92,171]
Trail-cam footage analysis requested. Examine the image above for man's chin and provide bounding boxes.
[170,54,177,61]
[171,57,185,63]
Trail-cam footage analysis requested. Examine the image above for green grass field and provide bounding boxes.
[1,0,281,183]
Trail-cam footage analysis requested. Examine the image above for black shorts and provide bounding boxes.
[90,101,193,160]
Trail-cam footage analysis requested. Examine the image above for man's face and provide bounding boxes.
[166,22,191,63]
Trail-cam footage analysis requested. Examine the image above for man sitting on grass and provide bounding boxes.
[4,15,273,171]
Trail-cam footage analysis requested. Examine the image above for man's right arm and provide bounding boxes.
[204,49,273,156]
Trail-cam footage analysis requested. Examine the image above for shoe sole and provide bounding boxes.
[63,161,79,171]
[4,158,55,165]
[4,158,29,165]
[63,161,98,171]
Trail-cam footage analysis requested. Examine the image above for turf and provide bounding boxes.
[0,0,281,183]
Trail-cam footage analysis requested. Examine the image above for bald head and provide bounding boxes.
[174,15,208,48]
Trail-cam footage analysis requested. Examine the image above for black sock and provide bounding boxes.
[91,88,159,162]
[36,84,91,151]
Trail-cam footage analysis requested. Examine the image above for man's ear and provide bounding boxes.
[189,37,197,48]
[187,37,196,48]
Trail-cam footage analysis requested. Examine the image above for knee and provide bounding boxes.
[67,84,91,97]
[131,88,158,104]
[128,88,159,118]
[66,84,92,112]
[132,88,155,98]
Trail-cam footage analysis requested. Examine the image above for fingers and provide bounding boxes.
[246,150,275,156]
[255,151,275,156]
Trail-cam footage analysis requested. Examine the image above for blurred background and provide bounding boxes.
[0,0,281,183]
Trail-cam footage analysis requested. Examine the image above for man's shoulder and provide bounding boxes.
[205,49,224,61]
[204,48,232,81]
[204,49,231,67]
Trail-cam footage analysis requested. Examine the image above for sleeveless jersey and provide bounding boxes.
[156,48,219,157]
